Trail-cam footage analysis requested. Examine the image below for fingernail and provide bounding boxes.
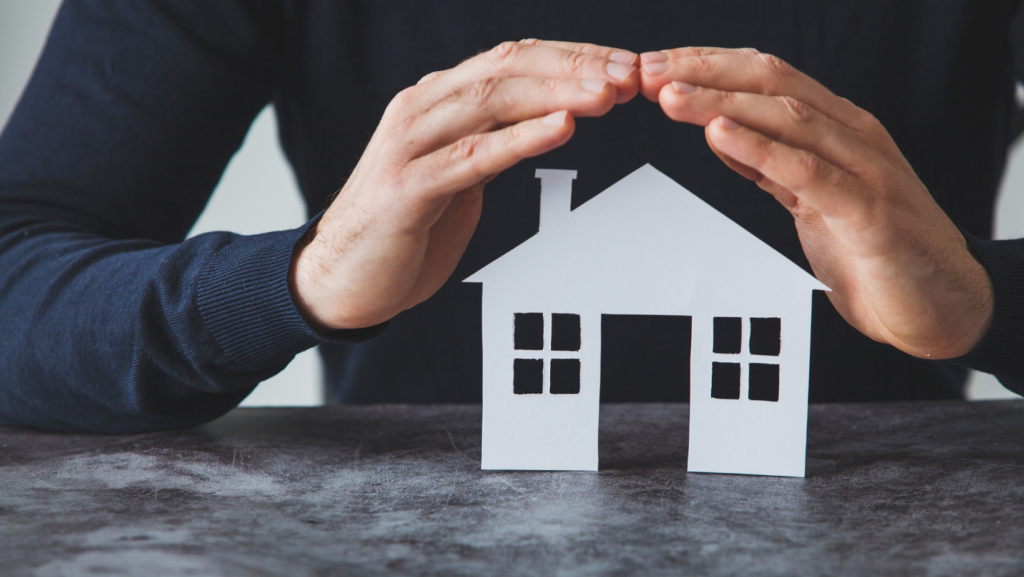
[543,110,569,126]
[609,51,637,64]
[580,78,609,93]
[640,51,669,63]
[718,116,740,131]
[606,61,635,81]
[672,81,697,94]
[643,61,670,75]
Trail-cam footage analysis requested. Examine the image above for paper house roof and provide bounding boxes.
[465,164,827,312]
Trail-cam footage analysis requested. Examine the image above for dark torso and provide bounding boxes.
[268,1,1019,403]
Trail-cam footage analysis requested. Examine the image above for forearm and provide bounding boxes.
[0,207,382,433]
[0,0,313,432]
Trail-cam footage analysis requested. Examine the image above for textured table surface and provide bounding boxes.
[3,401,1024,576]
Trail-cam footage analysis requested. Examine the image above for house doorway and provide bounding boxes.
[600,315,692,402]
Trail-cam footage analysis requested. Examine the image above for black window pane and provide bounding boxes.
[513,359,543,394]
[551,313,581,351]
[750,317,781,356]
[514,313,544,350]
[711,362,741,399]
[713,317,742,354]
[550,358,581,394]
[749,363,780,402]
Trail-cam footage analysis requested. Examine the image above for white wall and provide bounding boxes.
[0,0,1020,402]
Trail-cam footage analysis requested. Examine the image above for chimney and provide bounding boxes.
[536,169,577,232]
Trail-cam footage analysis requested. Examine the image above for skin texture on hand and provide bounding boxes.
[291,40,640,332]
[639,47,994,360]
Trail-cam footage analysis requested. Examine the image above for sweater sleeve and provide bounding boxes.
[0,0,382,433]
[950,233,1024,394]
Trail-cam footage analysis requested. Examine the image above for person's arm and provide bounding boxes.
[947,235,1024,393]
[0,0,642,432]
[636,48,1022,389]
[290,38,641,332]
[0,0,378,433]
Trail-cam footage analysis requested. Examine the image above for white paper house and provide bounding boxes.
[465,164,828,477]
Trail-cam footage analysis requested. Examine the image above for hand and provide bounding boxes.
[639,47,993,359]
[291,40,640,330]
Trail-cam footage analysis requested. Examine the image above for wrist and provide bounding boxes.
[289,224,339,333]
[942,246,995,358]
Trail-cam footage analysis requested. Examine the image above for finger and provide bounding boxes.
[405,186,486,308]
[638,47,739,101]
[704,127,801,211]
[706,116,868,222]
[417,69,449,85]
[400,76,615,156]
[658,82,874,173]
[521,38,639,66]
[405,110,576,205]
[641,49,864,127]
[441,41,640,104]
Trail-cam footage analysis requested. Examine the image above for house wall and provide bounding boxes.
[687,296,812,477]
[479,292,601,471]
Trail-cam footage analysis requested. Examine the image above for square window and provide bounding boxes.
[713,317,742,354]
[711,362,741,399]
[514,313,544,350]
[513,358,544,394]
[551,313,581,351]
[749,363,780,402]
[550,358,581,394]
[750,318,781,356]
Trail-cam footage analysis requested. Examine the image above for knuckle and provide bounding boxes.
[499,124,524,155]
[538,77,559,97]
[451,135,479,163]
[463,78,501,110]
[501,123,522,150]
[417,70,443,85]
[758,53,796,79]
[796,152,829,183]
[687,55,716,74]
[385,86,419,117]
[678,47,715,58]
[561,50,590,75]
[718,90,742,107]
[449,135,488,177]
[737,47,761,56]
[851,105,881,133]
[488,41,522,68]
[780,96,814,124]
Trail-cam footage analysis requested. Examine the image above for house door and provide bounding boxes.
[600,315,691,402]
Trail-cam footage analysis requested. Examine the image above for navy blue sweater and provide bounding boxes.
[2,0,1024,432]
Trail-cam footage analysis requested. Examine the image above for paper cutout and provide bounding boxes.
[464,164,828,476]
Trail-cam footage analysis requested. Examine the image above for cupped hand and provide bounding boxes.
[292,40,640,331]
[639,47,993,359]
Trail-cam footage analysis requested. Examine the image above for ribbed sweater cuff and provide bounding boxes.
[196,218,388,371]
[950,231,1024,379]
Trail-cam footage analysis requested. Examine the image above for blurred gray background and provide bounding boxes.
[2,1,1019,405]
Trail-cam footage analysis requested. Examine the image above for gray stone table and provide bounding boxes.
[3,402,1024,576]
